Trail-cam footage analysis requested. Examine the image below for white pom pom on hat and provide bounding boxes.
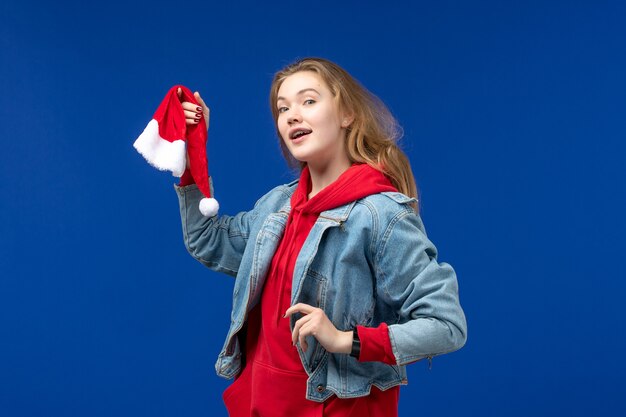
[134,85,218,217]
[199,197,219,217]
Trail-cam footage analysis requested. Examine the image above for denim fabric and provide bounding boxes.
[175,180,467,402]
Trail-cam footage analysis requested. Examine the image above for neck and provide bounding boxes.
[306,155,352,199]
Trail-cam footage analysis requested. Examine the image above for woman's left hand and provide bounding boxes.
[284,303,353,354]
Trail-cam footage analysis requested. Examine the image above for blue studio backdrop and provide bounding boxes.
[1,1,625,416]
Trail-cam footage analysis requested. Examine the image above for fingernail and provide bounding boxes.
[196,106,202,112]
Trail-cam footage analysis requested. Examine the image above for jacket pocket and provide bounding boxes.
[298,269,328,310]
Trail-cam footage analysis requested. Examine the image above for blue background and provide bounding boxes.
[1,1,625,416]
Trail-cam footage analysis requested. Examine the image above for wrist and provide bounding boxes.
[336,330,353,354]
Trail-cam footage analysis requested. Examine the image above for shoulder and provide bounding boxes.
[251,178,298,211]
[363,192,417,208]
[355,192,418,222]
[351,192,429,248]
[261,178,298,200]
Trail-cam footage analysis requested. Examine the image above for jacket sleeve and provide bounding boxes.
[375,208,467,366]
[356,323,397,365]
[175,180,280,277]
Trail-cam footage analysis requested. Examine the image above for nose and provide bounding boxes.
[287,110,302,125]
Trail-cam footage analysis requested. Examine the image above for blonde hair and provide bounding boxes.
[269,57,419,211]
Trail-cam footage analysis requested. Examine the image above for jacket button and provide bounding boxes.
[316,385,325,393]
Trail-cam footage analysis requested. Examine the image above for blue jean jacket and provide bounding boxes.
[175,180,467,402]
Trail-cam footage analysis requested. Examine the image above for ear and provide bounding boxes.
[341,113,355,128]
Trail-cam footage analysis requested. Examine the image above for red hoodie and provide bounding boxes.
[222,164,400,417]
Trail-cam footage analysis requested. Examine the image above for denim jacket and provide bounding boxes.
[175,180,467,402]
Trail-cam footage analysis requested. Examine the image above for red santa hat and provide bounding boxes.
[133,85,219,217]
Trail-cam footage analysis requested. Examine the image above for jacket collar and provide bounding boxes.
[278,198,357,223]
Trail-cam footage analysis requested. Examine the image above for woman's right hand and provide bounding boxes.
[177,87,210,129]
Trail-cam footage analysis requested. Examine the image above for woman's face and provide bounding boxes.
[275,71,351,169]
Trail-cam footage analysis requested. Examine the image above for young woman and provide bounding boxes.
[174,57,467,416]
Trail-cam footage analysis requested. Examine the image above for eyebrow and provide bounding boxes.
[276,88,321,102]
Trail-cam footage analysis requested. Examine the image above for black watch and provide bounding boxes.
[350,329,361,359]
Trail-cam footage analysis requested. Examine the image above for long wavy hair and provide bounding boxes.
[269,57,418,211]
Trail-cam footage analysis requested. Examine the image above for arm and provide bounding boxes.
[176,179,294,277]
[375,210,467,366]
[176,183,252,276]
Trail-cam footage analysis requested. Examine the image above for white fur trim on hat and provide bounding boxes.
[133,119,187,177]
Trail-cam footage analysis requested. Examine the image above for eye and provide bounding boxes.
[304,99,316,105]
[277,106,288,113]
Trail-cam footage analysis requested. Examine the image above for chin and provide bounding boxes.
[286,149,311,163]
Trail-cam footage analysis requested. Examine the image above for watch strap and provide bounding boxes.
[350,329,361,359]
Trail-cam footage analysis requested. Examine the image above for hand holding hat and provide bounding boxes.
[177,88,210,131]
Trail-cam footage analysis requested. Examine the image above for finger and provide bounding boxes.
[181,101,203,113]
[291,314,312,345]
[184,109,203,122]
[177,87,182,98]
[284,303,315,318]
[298,322,312,352]
[183,116,202,125]
[195,92,209,109]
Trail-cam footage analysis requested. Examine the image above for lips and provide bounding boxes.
[289,128,312,140]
